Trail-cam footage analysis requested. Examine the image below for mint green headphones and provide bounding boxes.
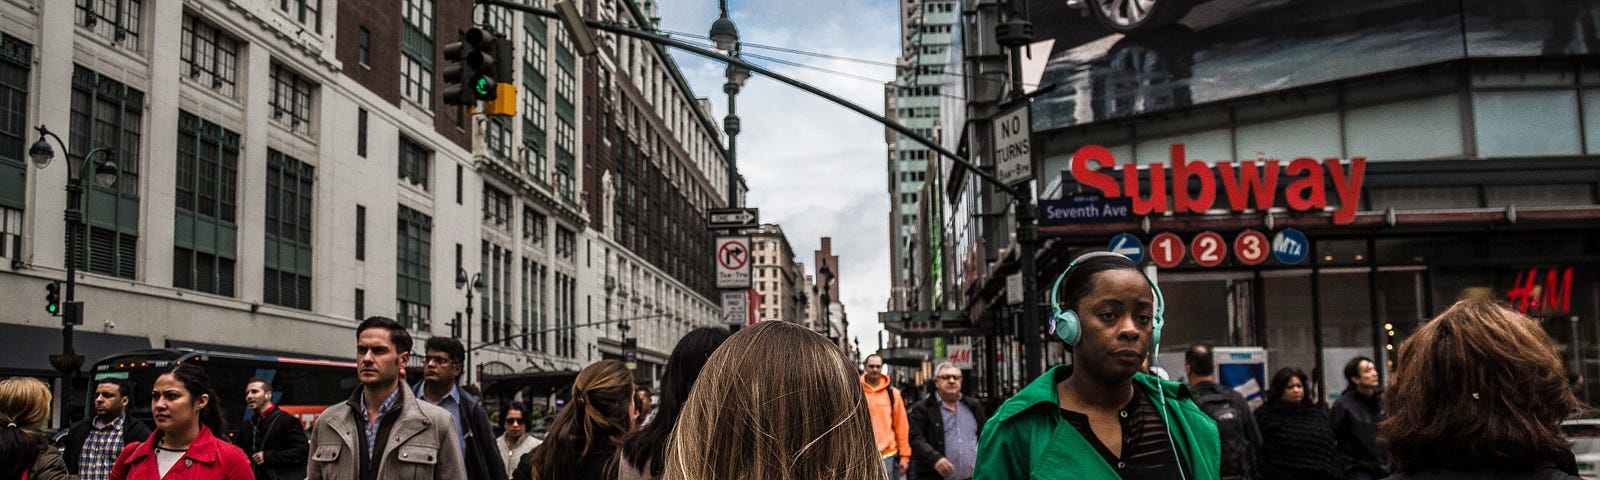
[1048,251,1166,350]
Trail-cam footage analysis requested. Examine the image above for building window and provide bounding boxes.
[278,0,321,33]
[358,27,371,67]
[555,227,575,260]
[482,241,512,346]
[69,65,143,279]
[398,206,433,329]
[522,258,547,352]
[270,63,315,135]
[399,136,430,189]
[487,117,511,161]
[483,184,511,228]
[522,207,546,246]
[522,16,548,183]
[554,119,575,201]
[355,288,365,320]
[484,3,511,34]
[264,150,314,310]
[401,0,434,109]
[180,13,238,96]
[455,164,463,204]
[356,108,368,157]
[554,272,576,357]
[77,0,142,49]
[0,35,33,226]
[173,111,239,296]
[355,205,366,261]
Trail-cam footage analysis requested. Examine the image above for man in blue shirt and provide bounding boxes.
[416,337,508,480]
[909,362,988,480]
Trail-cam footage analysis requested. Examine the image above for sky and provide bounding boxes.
[655,0,901,352]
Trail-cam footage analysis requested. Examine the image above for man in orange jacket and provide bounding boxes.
[861,354,911,479]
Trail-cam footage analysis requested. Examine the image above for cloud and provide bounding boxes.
[659,0,900,351]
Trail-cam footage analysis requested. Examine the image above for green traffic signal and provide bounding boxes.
[474,77,492,96]
[44,281,60,316]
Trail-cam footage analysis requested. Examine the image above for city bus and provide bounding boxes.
[88,348,358,440]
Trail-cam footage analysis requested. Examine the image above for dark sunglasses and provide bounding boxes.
[504,417,526,425]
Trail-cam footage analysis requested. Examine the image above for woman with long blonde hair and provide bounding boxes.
[664,320,883,480]
[0,377,69,480]
[514,359,637,480]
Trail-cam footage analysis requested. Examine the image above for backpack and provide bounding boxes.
[1195,389,1254,477]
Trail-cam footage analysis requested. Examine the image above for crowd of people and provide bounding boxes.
[0,252,1591,479]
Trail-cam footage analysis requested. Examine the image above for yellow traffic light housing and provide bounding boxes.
[471,84,518,117]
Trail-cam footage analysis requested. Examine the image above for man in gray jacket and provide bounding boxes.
[307,316,466,480]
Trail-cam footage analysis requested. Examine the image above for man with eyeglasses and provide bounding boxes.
[494,401,539,476]
[862,354,912,479]
[910,362,988,480]
[416,337,508,480]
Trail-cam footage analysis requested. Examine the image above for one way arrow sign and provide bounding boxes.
[707,208,760,229]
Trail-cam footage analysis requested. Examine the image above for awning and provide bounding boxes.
[0,324,151,376]
[480,370,581,399]
[165,339,348,363]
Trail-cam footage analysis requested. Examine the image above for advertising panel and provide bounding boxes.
[1026,0,1600,131]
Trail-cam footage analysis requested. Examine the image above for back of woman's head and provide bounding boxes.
[0,377,52,477]
[621,326,731,472]
[1269,367,1311,405]
[664,321,881,480]
[162,363,227,436]
[527,359,635,480]
[1380,299,1582,472]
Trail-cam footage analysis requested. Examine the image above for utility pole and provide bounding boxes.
[996,0,1039,379]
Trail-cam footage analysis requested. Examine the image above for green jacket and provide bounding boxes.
[974,365,1221,480]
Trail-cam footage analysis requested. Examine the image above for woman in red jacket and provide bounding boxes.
[110,363,253,480]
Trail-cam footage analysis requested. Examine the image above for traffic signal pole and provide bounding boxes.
[480,0,1044,375]
[479,0,1015,195]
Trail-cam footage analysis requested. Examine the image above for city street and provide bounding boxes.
[0,0,1598,478]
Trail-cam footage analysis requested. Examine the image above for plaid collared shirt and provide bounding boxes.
[79,414,126,480]
[360,387,402,455]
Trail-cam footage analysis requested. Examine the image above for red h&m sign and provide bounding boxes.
[1506,267,1574,314]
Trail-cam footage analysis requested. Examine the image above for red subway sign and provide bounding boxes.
[1069,144,1367,224]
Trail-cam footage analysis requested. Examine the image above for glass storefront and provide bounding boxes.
[1132,230,1597,403]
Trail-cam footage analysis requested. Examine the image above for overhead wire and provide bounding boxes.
[667,35,975,102]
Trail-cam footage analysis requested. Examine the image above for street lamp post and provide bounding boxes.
[29,124,120,425]
[711,0,747,209]
[456,268,484,383]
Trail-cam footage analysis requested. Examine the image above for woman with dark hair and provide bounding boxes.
[1380,300,1586,479]
[514,360,636,480]
[975,252,1219,480]
[109,363,252,480]
[1332,356,1387,480]
[0,376,69,480]
[1254,367,1338,480]
[618,326,731,480]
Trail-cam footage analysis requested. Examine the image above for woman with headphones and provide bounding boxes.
[974,252,1220,480]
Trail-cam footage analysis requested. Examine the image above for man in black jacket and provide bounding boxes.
[1331,356,1388,480]
[64,377,152,480]
[416,337,508,480]
[1186,344,1262,480]
[909,362,988,480]
[236,377,309,480]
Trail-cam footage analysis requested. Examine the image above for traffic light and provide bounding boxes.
[475,36,517,117]
[44,281,60,316]
[442,28,497,106]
